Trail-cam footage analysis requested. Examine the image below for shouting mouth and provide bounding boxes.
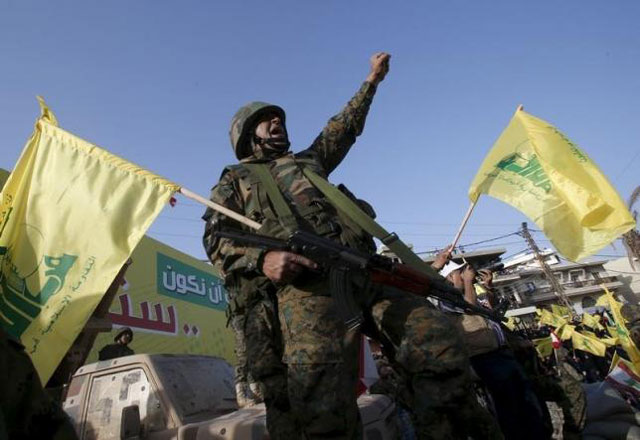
[270,125,286,139]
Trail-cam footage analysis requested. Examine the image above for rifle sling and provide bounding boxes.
[243,163,297,233]
[301,167,440,278]
[243,162,440,279]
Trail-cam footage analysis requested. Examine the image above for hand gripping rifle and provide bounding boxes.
[214,227,504,331]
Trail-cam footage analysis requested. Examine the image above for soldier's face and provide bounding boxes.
[254,112,288,146]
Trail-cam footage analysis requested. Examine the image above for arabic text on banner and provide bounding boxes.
[468,108,635,261]
[86,236,235,363]
[0,98,178,382]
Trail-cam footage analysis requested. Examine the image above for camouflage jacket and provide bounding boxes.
[203,82,378,310]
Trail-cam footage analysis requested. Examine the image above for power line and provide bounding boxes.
[614,149,640,183]
[456,231,520,248]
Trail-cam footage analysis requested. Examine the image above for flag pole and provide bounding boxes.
[451,200,478,250]
[178,187,262,230]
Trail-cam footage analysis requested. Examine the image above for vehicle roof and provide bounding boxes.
[73,353,231,377]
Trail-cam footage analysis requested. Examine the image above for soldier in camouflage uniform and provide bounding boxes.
[204,53,499,439]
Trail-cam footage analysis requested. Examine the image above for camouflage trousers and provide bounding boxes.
[230,314,252,387]
[278,280,502,440]
[241,298,301,439]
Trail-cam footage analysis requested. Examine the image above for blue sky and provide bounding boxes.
[1,1,638,262]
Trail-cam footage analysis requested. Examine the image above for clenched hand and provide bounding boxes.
[366,52,391,85]
[262,250,318,283]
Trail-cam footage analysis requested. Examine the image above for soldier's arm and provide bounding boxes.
[202,173,264,283]
[307,52,390,175]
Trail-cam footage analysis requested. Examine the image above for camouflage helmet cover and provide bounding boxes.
[229,101,286,160]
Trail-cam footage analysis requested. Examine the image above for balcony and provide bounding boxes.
[524,277,622,303]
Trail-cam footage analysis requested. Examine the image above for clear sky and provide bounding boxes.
[1,1,638,262]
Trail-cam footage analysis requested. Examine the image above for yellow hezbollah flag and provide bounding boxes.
[468,108,635,261]
[0,98,178,381]
[572,331,607,357]
[604,287,640,370]
[538,308,567,328]
[552,304,571,317]
[582,313,605,331]
[601,337,618,347]
[533,337,554,358]
[559,323,575,341]
[504,316,517,331]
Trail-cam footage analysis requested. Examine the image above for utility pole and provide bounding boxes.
[519,222,574,315]
[623,230,640,270]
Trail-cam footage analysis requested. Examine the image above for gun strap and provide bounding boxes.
[243,163,298,233]
[301,167,440,278]
[243,162,440,279]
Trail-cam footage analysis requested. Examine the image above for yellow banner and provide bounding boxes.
[468,108,635,261]
[0,98,178,381]
[86,236,235,362]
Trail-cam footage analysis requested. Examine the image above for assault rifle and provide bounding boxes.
[214,228,504,331]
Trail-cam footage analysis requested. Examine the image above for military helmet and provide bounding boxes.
[230,101,286,159]
[114,327,133,343]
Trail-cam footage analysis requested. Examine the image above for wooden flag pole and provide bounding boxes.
[451,200,478,250]
[178,187,262,230]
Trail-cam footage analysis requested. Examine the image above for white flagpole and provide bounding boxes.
[451,200,478,250]
[178,187,262,230]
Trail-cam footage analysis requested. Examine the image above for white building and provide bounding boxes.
[493,250,627,315]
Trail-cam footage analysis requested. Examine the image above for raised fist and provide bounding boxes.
[366,52,391,85]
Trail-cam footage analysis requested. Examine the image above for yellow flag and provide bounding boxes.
[582,313,605,331]
[596,294,610,307]
[538,308,567,328]
[601,337,618,347]
[0,98,179,381]
[468,108,635,261]
[610,351,622,373]
[559,323,575,340]
[604,287,640,370]
[572,331,607,357]
[533,337,553,358]
[504,316,517,331]
[552,304,571,317]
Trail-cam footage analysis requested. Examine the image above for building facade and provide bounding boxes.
[493,250,627,314]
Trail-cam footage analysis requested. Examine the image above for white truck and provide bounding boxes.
[63,354,398,440]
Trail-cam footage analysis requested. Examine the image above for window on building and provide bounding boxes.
[569,270,584,282]
[582,296,596,309]
[554,272,563,282]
